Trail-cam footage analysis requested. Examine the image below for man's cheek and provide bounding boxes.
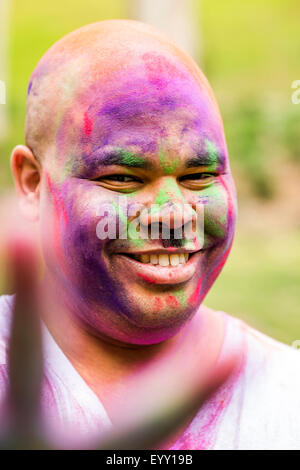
[42,178,105,278]
[40,174,69,274]
[63,207,106,269]
[204,183,236,243]
[204,202,228,240]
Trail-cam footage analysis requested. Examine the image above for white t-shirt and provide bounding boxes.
[0,294,299,449]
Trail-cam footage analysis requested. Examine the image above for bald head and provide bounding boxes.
[25,20,224,165]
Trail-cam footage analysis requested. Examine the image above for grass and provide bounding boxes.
[205,228,300,346]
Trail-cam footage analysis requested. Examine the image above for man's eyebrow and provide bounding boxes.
[185,152,225,169]
[97,150,153,169]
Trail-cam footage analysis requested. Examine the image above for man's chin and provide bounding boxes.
[118,293,199,335]
[116,310,195,346]
[112,271,205,331]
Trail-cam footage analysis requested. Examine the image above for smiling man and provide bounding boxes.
[0,20,300,450]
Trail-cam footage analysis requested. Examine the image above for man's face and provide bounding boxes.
[39,54,237,345]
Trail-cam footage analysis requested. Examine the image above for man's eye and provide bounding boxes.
[98,175,141,183]
[91,174,144,192]
[179,172,218,189]
[180,172,217,181]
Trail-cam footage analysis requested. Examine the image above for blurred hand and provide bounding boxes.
[0,195,239,450]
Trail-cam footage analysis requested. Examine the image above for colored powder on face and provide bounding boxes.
[112,201,127,225]
[208,175,234,238]
[165,295,179,308]
[219,175,234,223]
[84,112,93,136]
[45,172,69,267]
[27,81,33,95]
[137,272,158,284]
[201,175,235,292]
[112,201,144,247]
[129,237,145,248]
[218,214,227,225]
[204,174,235,284]
[119,188,139,195]
[60,154,77,181]
[205,139,219,166]
[154,188,170,206]
[205,217,226,239]
[154,178,185,207]
[158,149,180,174]
[142,51,187,86]
[118,150,146,167]
[208,243,232,289]
[173,289,187,307]
[188,274,204,305]
[154,296,163,311]
[203,185,227,238]
[45,172,69,225]
[197,195,209,205]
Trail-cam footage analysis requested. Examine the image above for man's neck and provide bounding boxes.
[41,279,226,423]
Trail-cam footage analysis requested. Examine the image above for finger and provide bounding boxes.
[93,352,239,450]
[1,238,45,448]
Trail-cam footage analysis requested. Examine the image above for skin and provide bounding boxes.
[10,20,238,429]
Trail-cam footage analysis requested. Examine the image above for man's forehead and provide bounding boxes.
[87,74,212,123]
[55,62,226,169]
[74,52,220,119]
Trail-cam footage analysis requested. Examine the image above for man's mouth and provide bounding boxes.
[113,250,202,285]
[126,252,189,266]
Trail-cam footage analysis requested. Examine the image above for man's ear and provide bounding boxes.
[11,145,41,222]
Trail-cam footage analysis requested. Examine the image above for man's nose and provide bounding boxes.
[139,201,196,231]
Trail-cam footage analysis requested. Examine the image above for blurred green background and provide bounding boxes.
[0,0,299,345]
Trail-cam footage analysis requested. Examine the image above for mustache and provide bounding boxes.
[161,228,184,248]
[107,228,185,252]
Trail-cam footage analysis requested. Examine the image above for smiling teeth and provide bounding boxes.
[150,254,158,265]
[134,253,189,266]
[170,254,179,266]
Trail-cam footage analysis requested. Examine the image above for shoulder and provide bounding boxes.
[207,304,299,358]
[216,309,300,389]
[214,309,300,449]
[0,294,14,317]
[0,295,14,405]
[0,294,14,365]
[229,312,300,374]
